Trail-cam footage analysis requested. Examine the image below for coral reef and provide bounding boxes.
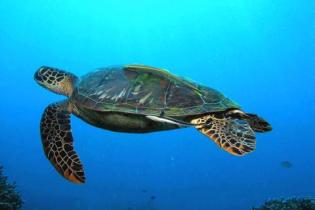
[0,165,23,210]
[253,197,315,210]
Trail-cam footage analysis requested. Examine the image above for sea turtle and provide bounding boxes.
[34,64,272,184]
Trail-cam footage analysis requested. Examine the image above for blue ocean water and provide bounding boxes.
[0,0,314,209]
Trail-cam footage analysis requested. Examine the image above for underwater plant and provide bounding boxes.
[253,197,315,210]
[0,165,23,210]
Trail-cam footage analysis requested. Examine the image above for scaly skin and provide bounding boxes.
[34,64,272,184]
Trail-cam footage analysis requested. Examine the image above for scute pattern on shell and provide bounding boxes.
[72,65,240,116]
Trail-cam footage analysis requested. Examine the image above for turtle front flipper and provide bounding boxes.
[191,113,256,156]
[40,101,85,184]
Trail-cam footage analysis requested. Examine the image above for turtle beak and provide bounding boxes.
[34,71,42,82]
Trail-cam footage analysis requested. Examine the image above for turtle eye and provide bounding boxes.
[38,66,49,74]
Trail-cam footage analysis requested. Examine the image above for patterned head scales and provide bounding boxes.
[34,66,78,96]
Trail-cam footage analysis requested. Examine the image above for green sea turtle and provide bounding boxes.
[34,64,272,184]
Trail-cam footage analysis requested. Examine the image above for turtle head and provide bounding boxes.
[34,66,78,96]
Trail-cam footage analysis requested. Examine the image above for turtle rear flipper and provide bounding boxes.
[40,101,85,183]
[224,109,272,133]
[245,114,272,132]
[191,114,256,156]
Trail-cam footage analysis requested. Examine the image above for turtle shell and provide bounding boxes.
[72,65,240,116]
